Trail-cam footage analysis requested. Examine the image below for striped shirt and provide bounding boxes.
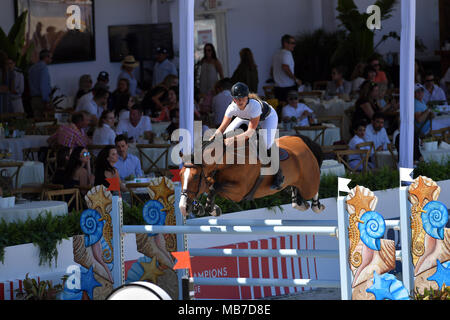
[49,124,90,148]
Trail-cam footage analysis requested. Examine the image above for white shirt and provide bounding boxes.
[272,49,296,88]
[225,99,262,120]
[152,59,178,87]
[282,103,313,126]
[76,91,93,110]
[76,98,103,119]
[116,115,152,140]
[364,124,391,152]
[212,90,233,126]
[348,135,369,163]
[119,110,130,121]
[93,124,116,145]
[352,77,365,92]
[423,84,447,104]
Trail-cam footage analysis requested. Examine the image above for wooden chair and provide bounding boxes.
[0,161,23,191]
[125,183,152,206]
[387,143,398,169]
[44,148,59,184]
[22,147,41,161]
[334,149,371,174]
[12,186,46,201]
[429,126,450,143]
[317,115,344,139]
[136,144,171,176]
[321,144,349,160]
[294,126,328,146]
[313,81,328,91]
[356,142,377,169]
[45,188,82,212]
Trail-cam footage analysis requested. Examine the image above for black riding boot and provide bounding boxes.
[270,166,285,190]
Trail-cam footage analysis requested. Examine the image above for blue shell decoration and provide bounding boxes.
[366,272,410,300]
[143,200,167,237]
[427,260,450,290]
[421,201,448,240]
[358,211,386,251]
[80,209,105,247]
[125,256,153,284]
[60,287,83,300]
[80,266,102,300]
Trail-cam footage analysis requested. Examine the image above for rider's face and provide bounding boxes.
[233,97,248,109]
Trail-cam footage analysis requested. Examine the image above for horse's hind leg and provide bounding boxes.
[291,187,310,212]
[311,193,325,213]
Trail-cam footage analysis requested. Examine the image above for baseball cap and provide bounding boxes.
[98,71,109,81]
[156,47,168,54]
[415,83,425,92]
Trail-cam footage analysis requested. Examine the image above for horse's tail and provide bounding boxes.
[295,135,323,169]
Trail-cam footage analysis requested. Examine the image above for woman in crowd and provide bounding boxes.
[63,146,95,194]
[73,75,93,108]
[152,86,178,122]
[352,80,382,126]
[350,62,367,95]
[141,75,178,117]
[118,55,140,97]
[94,145,127,191]
[93,110,116,145]
[231,48,259,93]
[111,78,131,117]
[199,43,224,96]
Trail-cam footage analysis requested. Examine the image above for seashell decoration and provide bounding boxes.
[143,200,167,237]
[366,271,410,300]
[358,211,386,251]
[80,209,105,247]
[421,201,448,241]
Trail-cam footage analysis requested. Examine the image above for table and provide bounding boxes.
[0,160,44,188]
[320,160,346,177]
[0,135,49,161]
[279,126,341,146]
[420,146,450,164]
[0,200,68,223]
[432,114,450,131]
[376,150,398,169]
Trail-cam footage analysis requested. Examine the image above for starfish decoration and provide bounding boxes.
[409,176,438,206]
[86,187,112,215]
[366,271,395,300]
[148,178,174,206]
[139,257,165,284]
[427,260,450,290]
[80,266,102,300]
[346,186,375,218]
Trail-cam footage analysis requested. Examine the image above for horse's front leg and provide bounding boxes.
[205,185,216,214]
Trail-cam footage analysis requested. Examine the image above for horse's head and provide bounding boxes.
[179,162,213,217]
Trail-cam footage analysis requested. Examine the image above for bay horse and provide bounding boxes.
[179,135,325,217]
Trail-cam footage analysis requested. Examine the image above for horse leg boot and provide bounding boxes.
[291,187,310,212]
[265,148,285,190]
[311,193,325,213]
[205,185,217,214]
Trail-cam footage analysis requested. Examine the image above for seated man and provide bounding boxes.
[423,71,447,104]
[324,66,352,100]
[414,83,435,137]
[76,86,109,123]
[364,112,391,154]
[114,134,144,180]
[282,91,315,126]
[116,105,153,142]
[47,111,91,148]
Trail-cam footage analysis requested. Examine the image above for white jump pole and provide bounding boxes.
[111,195,124,289]
[399,186,414,296]
[336,196,352,301]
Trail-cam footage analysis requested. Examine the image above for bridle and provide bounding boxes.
[181,163,210,201]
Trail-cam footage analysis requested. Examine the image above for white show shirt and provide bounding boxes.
[225,99,262,120]
[93,124,116,145]
[272,49,296,88]
[116,115,152,140]
[282,103,313,126]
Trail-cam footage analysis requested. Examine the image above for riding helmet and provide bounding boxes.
[231,82,250,99]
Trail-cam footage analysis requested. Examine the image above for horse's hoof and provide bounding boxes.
[292,201,310,212]
[312,203,325,214]
[210,205,222,217]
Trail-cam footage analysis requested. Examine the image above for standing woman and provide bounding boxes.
[231,48,259,93]
[211,82,284,190]
[199,43,224,96]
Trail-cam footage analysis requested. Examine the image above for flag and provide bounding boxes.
[171,251,192,277]
[106,177,121,196]
[338,178,352,193]
[399,168,414,183]
[170,169,181,182]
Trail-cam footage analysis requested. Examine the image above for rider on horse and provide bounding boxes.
[210,82,284,190]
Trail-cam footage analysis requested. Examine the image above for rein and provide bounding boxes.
[181,163,216,200]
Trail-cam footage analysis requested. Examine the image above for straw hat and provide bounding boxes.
[121,55,139,68]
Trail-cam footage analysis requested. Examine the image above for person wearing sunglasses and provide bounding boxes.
[282,91,315,127]
[63,146,94,196]
[368,57,388,86]
[422,71,447,104]
[324,66,352,100]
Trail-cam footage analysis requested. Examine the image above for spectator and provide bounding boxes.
[198,43,224,96]
[352,80,382,126]
[152,47,178,88]
[152,86,178,123]
[282,91,315,126]
[423,71,447,104]
[52,146,71,185]
[116,105,153,142]
[63,146,94,193]
[414,83,434,137]
[48,111,91,148]
[324,66,352,100]
[231,48,258,93]
[28,49,52,116]
[112,78,131,117]
[114,134,143,180]
[142,75,178,117]
[271,34,301,105]
[212,78,233,127]
[363,65,377,82]
[119,56,141,97]
[76,86,109,125]
[76,81,108,111]
[364,113,391,152]
[369,57,388,86]
[348,121,374,171]
[118,96,137,121]
[93,110,116,146]
[165,108,180,137]
[6,58,24,113]
[94,145,126,191]
[350,62,367,94]
[73,75,93,109]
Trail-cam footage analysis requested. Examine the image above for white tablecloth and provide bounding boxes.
[0,201,68,223]
[279,127,341,146]
[432,115,450,131]
[151,122,170,136]
[376,150,398,169]
[320,160,346,177]
[0,161,45,188]
[420,146,450,164]
[0,136,49,161]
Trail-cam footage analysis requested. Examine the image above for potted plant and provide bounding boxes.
[15,273,64,300]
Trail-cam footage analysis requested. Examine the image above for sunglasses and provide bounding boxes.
[82,152,90,157]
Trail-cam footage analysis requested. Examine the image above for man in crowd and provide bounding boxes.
[152,47,178,87]
[324,66,352,100]
[114,134,143,180]
[423,71,447,104]
[28,49,52,116]
[282,91,315,126]
[116,105,153,142]
[364,112,391,153]
[271,34,302,106]
[414,83,434,137]
[212,78,233,127]
[47,111,91,148]
[76,86,109,122]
